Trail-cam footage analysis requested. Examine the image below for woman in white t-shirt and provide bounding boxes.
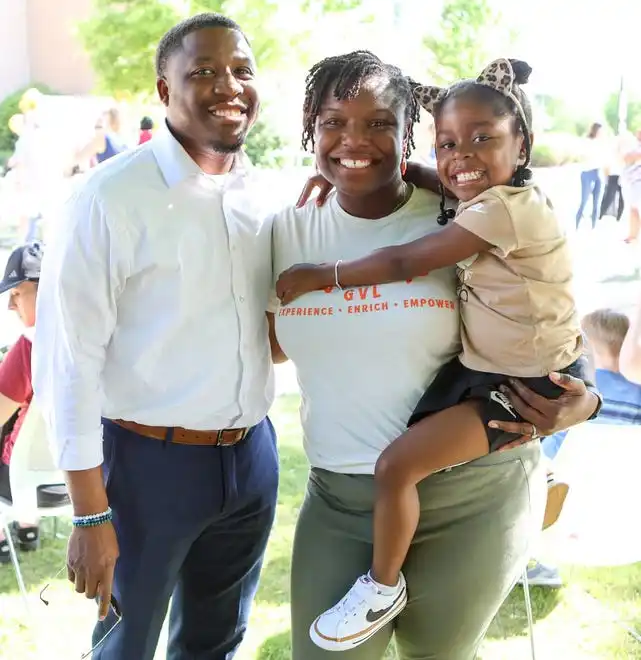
[271,51,600,660]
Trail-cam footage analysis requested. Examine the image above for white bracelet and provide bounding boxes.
[334,260,343,290]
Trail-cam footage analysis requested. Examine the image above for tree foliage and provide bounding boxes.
[535,94,591,136]
[243,118,285,167]
[605,91,641,134]
[423,0,513,84]
[77,0,178,98]
[78,0,362,98]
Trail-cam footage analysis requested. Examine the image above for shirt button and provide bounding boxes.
[239,296,245,303]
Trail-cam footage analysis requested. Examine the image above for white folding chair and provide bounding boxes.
[0,401,71,615]
[539,422,641,645]
[521,566,537,659]
[553,423,641,566]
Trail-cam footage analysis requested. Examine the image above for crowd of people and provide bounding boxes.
[575,120,641,241]
[0,10,639,660]
[0,91,155,245]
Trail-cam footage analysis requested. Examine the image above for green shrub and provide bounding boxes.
[244,119,286,168]
[530,132,583,168]
[530,143,557,168]
[0,83,57,154]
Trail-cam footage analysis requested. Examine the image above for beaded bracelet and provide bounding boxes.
[72,507,113,528]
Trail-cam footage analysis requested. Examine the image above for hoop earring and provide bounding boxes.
[437,183,455,225]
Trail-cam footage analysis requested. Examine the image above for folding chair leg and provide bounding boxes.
[52,516,65,540]
[2,519,30,617]
[521,567,537,660]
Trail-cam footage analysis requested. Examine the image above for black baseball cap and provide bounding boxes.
[0,242,44,295]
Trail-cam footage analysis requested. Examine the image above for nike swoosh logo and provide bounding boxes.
[365,588,406,623]
[489,390,517,419]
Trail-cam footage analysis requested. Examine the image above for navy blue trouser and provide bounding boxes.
[92,417,279,660]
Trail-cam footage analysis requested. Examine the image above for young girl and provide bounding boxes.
[276,58,595,651]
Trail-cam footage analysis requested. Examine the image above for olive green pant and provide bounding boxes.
[290,442,546,660]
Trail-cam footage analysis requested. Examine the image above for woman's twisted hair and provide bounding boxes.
[301,50,421,155]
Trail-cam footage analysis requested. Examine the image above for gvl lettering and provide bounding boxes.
[343,286,382,302]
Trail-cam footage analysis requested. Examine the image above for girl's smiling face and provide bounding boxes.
[435,94,526,202]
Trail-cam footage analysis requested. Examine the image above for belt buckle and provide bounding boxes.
[215,428,247,446]
[216,428,237,447]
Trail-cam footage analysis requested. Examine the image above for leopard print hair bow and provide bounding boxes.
[413,58,527,130]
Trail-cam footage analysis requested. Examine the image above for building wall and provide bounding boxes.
[0,0,95,102]
[0,0,31,100]
[26,0,95,95]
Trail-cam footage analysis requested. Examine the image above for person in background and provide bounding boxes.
[619,276,641,383]
[0,243,68,563]
[620,129,641,243]
[599,134,626,222]
[576,122,606,230]
[138,116,154,145]
[95,108,128,163]
[526,308,641,586]
[5,114,30,238]
[75,107,128,167]
[7,91,51,242]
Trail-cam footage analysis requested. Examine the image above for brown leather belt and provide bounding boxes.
[112,419,248,447]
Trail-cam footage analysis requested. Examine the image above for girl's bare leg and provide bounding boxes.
[371,400,489,586]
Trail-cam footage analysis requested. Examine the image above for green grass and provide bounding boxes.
[1,394,641,658]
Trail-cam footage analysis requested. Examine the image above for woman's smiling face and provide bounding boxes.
[313,76,407,198]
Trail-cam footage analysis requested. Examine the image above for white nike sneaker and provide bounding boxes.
[309,572,407,651]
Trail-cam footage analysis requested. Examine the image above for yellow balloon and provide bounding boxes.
[19,87,43,113]
[8,113,25,136]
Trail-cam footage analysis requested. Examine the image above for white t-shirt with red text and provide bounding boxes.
[272,188,460,474]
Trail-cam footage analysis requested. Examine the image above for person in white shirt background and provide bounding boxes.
[32,13,286,660]
[620,128,641,243]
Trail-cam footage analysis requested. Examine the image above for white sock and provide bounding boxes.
[367,571,401,595]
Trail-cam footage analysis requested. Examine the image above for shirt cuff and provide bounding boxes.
[54,429,104,471]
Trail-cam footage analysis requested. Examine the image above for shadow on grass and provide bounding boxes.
[257,586,562,660]
[0,518,70,595]
[486,584,561,639]
[256,630,291,660]
[255,441,307,609]
[254,553,292,607]
[256,630,399,660]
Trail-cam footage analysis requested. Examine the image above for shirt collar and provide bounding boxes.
[150,121,252,188]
